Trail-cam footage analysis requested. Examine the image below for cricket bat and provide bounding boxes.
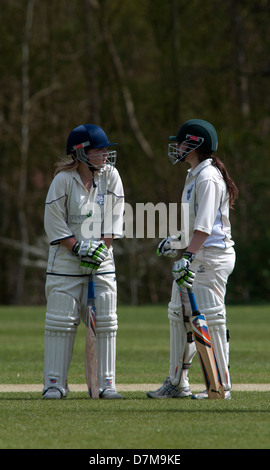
[85,273,99,399]
[187,288,225,399]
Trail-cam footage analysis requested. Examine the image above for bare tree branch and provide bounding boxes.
[0,236,48,259]
[16,0,35,303]
[88,0,153,158]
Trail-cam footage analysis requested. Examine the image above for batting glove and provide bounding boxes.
[157,235,181,258]
[72,240,108,273]
[172,252,195,288]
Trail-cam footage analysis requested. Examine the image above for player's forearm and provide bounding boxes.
[187,230,209,254]
[60,236,113,252]
[60,237,77,251]
[102,237,113,248]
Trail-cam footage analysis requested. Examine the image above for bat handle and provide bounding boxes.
[88,273,95,300]
[187,287,200,316]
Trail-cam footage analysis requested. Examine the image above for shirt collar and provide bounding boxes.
[71,170,83,185]
[70,169,89,190]
[189,158,213,176]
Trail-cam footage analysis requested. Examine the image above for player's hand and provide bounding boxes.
[172,252,195,288]
[72,240,108,273]
[157,235,181,258]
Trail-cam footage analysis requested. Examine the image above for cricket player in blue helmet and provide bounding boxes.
[43,124,124,399]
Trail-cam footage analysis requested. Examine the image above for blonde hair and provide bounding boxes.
[54,155,79,176]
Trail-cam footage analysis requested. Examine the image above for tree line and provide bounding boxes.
[0,0,269,305]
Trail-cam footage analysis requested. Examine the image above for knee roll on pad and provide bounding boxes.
[194,285,226,326]
[45,292,79,333]
[169,286,193,324]
[95,291,118,333]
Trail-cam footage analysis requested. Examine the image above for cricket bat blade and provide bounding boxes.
[188,288,225,399]
[191,314,225,399]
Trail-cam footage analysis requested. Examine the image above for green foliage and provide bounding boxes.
[0,0,269,304]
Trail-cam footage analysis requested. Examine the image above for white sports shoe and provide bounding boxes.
[191,389,231,399]
[99,388,123,399]
[147,377,192,399]
[43,384,69,399]
[43,387,63,399]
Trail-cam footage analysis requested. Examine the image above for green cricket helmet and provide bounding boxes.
[168,119,218,164]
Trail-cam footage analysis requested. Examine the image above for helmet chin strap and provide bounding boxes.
[89,165,97,188]
[75,147,98,187]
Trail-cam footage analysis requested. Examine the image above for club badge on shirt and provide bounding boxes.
[186,183,194,201]
[97,194,105,206]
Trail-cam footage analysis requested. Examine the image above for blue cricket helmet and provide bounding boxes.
[66,124,117,155]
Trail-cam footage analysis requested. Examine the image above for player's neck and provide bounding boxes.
[77,163,97,190]
[185,151,200,170]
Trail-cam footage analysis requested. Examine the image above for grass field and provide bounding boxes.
[0,303,270,451]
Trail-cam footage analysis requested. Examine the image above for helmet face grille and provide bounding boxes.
[75,146,117,171]
[168,135,204,164]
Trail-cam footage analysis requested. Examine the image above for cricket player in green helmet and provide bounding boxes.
[148,119,238,399]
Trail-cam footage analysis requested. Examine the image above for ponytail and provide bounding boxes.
[196,150,238,209]
[211,156,238,208]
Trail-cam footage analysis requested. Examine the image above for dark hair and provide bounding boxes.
[196,149,238,208]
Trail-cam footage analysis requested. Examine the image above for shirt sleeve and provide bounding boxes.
[102,168,125,238]
[194,179,223,235]
[44,173,73,245]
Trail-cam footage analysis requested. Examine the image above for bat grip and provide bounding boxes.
[88,273,95,300]
[187,288,199,316]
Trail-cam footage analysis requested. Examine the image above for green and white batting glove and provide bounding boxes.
[172,252,195,288]
[157,235,181,258]
[72,240,108,273]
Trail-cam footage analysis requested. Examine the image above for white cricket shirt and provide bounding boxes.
[181,159,234,249]
[44,166,125,275]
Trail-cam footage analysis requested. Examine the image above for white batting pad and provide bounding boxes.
[43,292,79,396]
[168,282,196,387]
[95,290,118,392]
[209,324,232,390]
